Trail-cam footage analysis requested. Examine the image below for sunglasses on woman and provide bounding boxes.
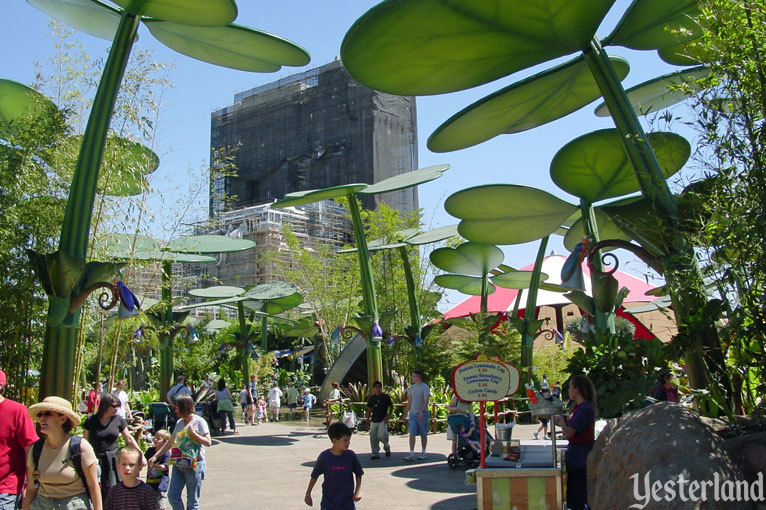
[38,411,60,418]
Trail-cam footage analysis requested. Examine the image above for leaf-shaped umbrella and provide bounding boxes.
[27,0,310,399]
[273,164,448,385]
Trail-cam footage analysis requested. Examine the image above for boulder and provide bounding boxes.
[588,403,755,509]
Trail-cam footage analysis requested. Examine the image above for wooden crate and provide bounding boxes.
[477,468,563,510]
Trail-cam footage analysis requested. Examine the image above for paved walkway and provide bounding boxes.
[196,416,544,509]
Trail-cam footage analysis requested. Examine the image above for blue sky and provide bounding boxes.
[2,1,697,310]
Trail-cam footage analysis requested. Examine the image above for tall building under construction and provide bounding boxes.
[209,58,419,215]
[186,60,418,293]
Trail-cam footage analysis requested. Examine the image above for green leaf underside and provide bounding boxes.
[359,164,449,194]
[434,275,496,296]
[599,197,667,255]
[405,224,459,245]
[427,56,630,153]
[606,0,701,50]
[658,41,711,66]
[207,319,232,329]
[97,234,216,262]
[188,286,245,299]
[26,0,121,40]
[563,208,634,252]
[165,235,254,254]
[340,0,616,96]
[243,295,302,315]
[145,21,310,72]
[244,281,299,301]
[0,79,60,140]
[113,0,237,26]
[430,242,504,276]
[550,129,690,203]
[52,134,160,197]
[491,271,548,289]
[594,66,710,117]
[272,184,367,208]
[445,185,577,245]
[179,296,246,309]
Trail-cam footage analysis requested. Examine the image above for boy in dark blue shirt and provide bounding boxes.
[305,422,364,509]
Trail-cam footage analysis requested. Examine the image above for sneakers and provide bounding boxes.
[384,445,391,458]
[533,432,539,439]
[544,434,551,440]
[417,453,427,460]
[371,455,380,460]
[403,455,415,462]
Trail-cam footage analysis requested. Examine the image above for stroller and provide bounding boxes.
[447,413,491,469]
[149,402,172,434]
[341,401,359,433]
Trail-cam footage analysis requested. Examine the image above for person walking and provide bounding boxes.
[0,369,39,510]
[83,393,145,501]
[554,375,597,510]
[246,375,258,426]
[267,383,282,422]
[404,371,430,462]
[111,381,131,421]
[148,394,211,510]
[286,384,299,421]
[365,381,393,460]
[302,388,316,422]
[214,379,236,435]
[86,382,102,416]
[23,396,102,510]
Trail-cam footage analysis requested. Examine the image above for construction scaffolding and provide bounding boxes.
[182,200,353,309]
[210,59,418,215]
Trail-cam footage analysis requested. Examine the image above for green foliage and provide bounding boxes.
[681,0,766,415]
[566,330,673,418]
[532,345,575,389]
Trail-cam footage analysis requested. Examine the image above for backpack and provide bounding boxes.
[32,435,91,500]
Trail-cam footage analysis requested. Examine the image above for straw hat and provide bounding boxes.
[28,396,81,427]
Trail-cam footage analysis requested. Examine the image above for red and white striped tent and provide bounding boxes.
[444,253,671,340]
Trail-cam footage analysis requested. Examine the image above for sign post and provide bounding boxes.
[451,355,521,468]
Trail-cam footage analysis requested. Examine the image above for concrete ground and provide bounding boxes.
[196,413,547,509]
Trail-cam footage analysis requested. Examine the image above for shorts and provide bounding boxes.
[288,403,297,409]
[240,403,248,411]
[539,418,549,426]
[269,403,280,410]
[408,411,430,436]
[303,404,313,410]
[30,493,90,510]
[0,493,22,510]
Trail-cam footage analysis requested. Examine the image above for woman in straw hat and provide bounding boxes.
[23,396,102,510]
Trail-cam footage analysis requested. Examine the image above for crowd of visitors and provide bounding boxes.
[1,365,606,510]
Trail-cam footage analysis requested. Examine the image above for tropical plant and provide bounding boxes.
[566,330,673,418]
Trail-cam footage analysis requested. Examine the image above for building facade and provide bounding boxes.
[210,59,418,215]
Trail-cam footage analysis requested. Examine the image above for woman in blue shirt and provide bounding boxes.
[555,374,596,510]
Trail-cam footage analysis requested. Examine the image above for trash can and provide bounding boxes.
[493,422,514,456]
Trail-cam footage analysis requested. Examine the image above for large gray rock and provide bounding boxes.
[588,403,756,509]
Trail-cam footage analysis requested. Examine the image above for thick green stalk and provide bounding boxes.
[261,315,269,351]
[39,12,140,399]
[159,261,173,399]
[584,38,721,391]
[346,195,382,385]
[238,302,250,386]
[580,200,615,334]
[480,274,489,315]
[60,12,140,257]
[398,246,421,363]
[521,236,549,375]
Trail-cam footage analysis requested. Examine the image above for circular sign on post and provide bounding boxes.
[451,354,521,402]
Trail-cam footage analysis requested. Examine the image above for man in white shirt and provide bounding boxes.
[267,383,283,422]
[113,379,131,419]
[167,375,193,407]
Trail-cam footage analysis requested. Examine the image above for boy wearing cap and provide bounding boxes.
[0,369,38,510]
[302,388,316,422]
